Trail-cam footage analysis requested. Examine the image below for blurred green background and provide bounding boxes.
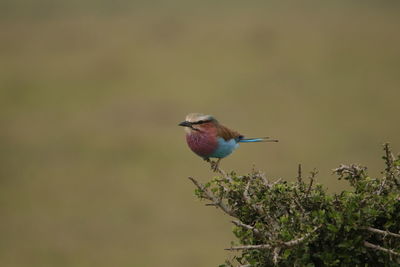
[1,1,400,266]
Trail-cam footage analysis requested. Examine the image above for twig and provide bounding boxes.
[306,169,318,196]
[292,186,306,214]
[217,167,233,183]
[226,225,321,251]
[271,178,282,186]
[297,164,302,184]
[243,180,251,203]
[231,220,261,237]
[382,143,399,187]
[258,173,280,189]
[188,177,236,217]
[262,215,279,240]
[225,244,272,251]
[377,177,387,195]
[251,170,269,187]
[242,179,265,215]
[272,247,280,265]
[280,225,321,247]
[383,143,395,176]
[366,227,400,239]
[364,241,400,257]
[259,172,270,187]
[208,159,233,182]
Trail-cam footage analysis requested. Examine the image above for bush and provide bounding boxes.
[189,144,400,266]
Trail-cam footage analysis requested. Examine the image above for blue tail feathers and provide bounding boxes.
[238,137,278,143]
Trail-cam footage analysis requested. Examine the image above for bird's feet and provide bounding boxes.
[204,158,221,173]
[210,161,218,172]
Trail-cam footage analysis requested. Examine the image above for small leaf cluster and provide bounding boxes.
[193,144,400,266]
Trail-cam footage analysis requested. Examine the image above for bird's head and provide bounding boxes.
[178,113,217,133]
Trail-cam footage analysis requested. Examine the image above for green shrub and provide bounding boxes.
[189,144,400,266]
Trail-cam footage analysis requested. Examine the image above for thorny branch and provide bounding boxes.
[272,247,280,265]
[333,164,366,179]
[297,164,302,184]
[226,225,321,251]
[364,241,400,257]
[383,143,395,178]
[383,143,400,187]
[188,176,236,217]
[366,227,400,239]
[293,189,306,214]
[243,179,264,215]
[280,225,321,247]
[207,159,233,182]
[306,169,318,196]
[259,172,270,187]
[190,144,400,266]
[225,244,272,251]
[231,220,261,238]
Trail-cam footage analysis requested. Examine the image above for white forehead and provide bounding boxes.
[185,113,213,122]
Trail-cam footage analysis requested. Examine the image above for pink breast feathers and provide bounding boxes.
[186,132,217,158]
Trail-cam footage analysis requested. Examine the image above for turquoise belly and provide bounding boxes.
[209,137,239,158]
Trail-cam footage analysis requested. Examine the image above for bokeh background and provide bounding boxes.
[1,1,400,266]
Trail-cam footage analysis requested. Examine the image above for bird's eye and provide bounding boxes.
[192,119,211,125]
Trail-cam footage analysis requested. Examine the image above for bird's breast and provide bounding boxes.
[186,132,218,158]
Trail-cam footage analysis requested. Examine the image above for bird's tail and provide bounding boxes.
[238,137,279,143]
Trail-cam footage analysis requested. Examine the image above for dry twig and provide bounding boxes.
[242,178,265,215]
[297,164,302,184]
[366,227,400,239]
[306,169,318,196]
[364,241,400,257]
[188,176,236,217]
[231,220,261,237]
[272,247,281,265]
[225,244,272,251]
[207,159,233,182]
[226,225,321,251]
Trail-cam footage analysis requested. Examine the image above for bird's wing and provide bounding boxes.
[217,124,243,141]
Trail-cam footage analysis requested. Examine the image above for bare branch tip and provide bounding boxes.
[364,241,400,257]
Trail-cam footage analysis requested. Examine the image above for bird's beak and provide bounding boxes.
[178,121,192,127]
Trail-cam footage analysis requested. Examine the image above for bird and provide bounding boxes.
[178,113,278,171]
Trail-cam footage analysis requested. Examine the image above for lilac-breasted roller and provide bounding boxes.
[179,113,278,170]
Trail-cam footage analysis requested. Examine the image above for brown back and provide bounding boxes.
[216,124,242,141]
